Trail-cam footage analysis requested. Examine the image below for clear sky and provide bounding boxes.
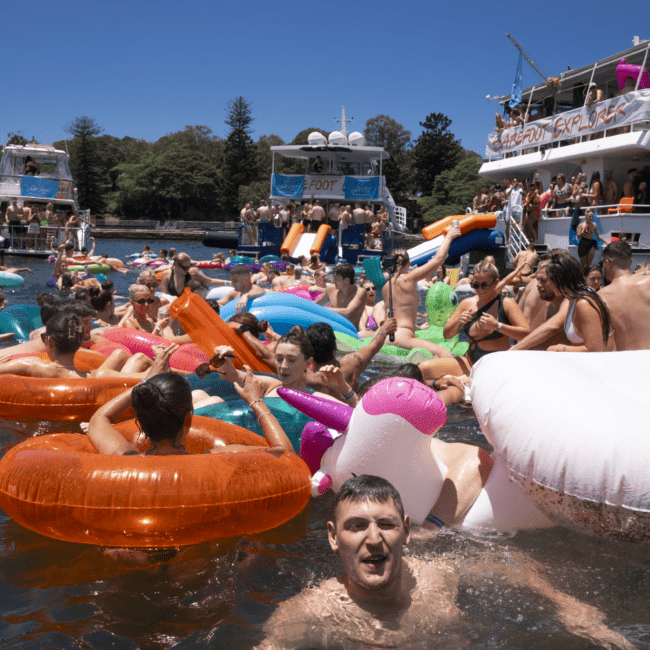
[2,1,648,156]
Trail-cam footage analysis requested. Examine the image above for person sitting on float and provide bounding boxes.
[0,249,33,276]
[357,281,381,337]
[0,311,161,379]
[58,270,101,293]
[160,252,230,299]
[543,254,613,353]
[418,259,530,383]
[90,288,121,326]
[88,367,295,457]
[212,326,352,405]
[308,268,332,296]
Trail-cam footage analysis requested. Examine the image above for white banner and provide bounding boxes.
[301,175,345,198]
[486,90,650,157]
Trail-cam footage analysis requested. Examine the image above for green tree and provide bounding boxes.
[6,131,29,146]
[411,113,463,196]
[420,155,482,223]
[222,97,258,218]
[63,116,105,214]
[291,127,328,145]
[364,115,411,205]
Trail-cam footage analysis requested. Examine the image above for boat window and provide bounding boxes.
[0,153,73,179]
[337,162,360,176]
[362,162,373,176]
[307,157,330,174]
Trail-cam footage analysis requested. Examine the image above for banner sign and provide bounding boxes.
[20,176,60,199]
[271,174,304,199]
[486,90,650,157]
[344,176,379,200]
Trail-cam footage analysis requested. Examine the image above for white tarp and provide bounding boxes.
[486,89,650,157]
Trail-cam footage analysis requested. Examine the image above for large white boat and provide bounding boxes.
[480,38,650,266]
[0,143,87,257]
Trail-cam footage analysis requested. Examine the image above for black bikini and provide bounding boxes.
[462,294,512,364]
[167,268,191,297]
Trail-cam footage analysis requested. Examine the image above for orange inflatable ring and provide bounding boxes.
[0,375,140,422]
[0,415,312,547]
[10,348,107,371]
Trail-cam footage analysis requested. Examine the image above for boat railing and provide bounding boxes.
[499,206,530,263]
[540,204,650,219]
[0,223,88,253]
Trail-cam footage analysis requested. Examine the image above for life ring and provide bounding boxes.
[11,348,107,371]
[0,375,140,422]
[280,378,554,531]
[334,283,467,363]
[68,264,111,274]
[225,262,261,273]
[260,255,280,264]
[0,415,311,547]
[0,305,42,341]
[99,329,209,372]
[471,350,650,543]
[0,272,24,288]
[229,255,255,265]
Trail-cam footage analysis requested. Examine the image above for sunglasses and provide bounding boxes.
[133,298,155,304]
[470,282,495,291]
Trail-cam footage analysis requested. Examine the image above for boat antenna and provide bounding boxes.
[64,139,69,155]
[506,34,551,84]
[334,105,353,142]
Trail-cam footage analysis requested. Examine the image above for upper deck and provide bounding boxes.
[0,144,77,206]
[481,41,650,179]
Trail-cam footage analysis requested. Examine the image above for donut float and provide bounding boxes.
[282,284,322,302]
[0,374,140,422]
[0,272,24,288]
[0,415,311,547]
[0,305,42,341]
[280,378,554,531]
[196,261,224,269]
[471,350,650,543]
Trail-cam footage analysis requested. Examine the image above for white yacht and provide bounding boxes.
[480,38,650,266]
[0,143,87,256]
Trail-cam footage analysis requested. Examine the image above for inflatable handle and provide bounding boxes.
[281,223,304,256]
[278,387,354,432]
[310,224,332,256]
[422,216,454,241]
[311,470,333,496]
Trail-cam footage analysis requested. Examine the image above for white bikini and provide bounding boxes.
[564,300,584,344]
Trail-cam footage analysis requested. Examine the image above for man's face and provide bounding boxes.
[230,272,250,293]
[605,170,613,180]
[536,265,556,301]
[328,498,409,597]
[332,273,348,291]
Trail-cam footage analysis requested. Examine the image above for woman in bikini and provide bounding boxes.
[577,208,608,270]
[419,260,530,384]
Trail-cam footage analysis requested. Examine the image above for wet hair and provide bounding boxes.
[131,373,193,444]
[137,270,158,285]
[267,268,280,279]
[332,475,405,523]
[205,299,220,315]
[228,312,268,338]
[129,284,150,300]
[45,311,84,354]
[546,254,611,344]
[276,326,314,361]
[280,254,291,261]
[230,264,251,278]
[583,264,601,278]
[101,279,114,293]
[159,249,168,257]
[174,252,191,266]
[473,259,499,280]
[392,249,410,273]
[36,293,55,307]
[60,271,76,291]
[357,364,426,398]
[91,289,114,313]
[294,268,302,280]
[305,322,337,364]
[40,301,61,326]
[603,241,632,268]
[333,263,355,284]
[187,278,205,293]
[74,289,91,304]
[60,299,94,319]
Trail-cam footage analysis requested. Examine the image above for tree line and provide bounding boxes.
[4,98,484,224]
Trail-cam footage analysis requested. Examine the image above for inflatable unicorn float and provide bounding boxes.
[279,377,554,532]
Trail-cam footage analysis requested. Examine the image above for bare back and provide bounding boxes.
[600,274,650,350]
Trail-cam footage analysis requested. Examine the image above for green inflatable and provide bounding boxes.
[335,282,468,364]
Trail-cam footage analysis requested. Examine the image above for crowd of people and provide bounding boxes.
[240,199,389,249]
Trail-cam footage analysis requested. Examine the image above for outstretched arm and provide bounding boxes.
[407,226,461,282]
[509,300,570,351]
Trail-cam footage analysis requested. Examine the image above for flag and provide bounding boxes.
[509,53,523,108]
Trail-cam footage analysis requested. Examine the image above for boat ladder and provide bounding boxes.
[504,208,530,265]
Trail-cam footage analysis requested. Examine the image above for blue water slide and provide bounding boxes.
[408,229,505,267]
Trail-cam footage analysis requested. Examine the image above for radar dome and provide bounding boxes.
[348,132,366,146]
[328,131,346,146]
[308,132,327,146]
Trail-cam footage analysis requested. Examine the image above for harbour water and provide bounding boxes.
[0,239,649,648]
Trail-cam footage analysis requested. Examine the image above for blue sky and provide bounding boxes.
[2,1,648,157]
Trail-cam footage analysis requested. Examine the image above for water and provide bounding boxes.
[1,238,650,649]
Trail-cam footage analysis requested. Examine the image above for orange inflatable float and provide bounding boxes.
[0,375,140,422]
[280,222,304,255]
[0,415,312,547]
[310,224,332,255]
[170,289,274,373]
[422,213,497,241]
[10,348,107,371]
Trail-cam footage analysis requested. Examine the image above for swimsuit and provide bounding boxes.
[564,300,584,345]
[578,225,597,257]
[462,294,512,365]
[167,268,192,297]
[366,314,378,330]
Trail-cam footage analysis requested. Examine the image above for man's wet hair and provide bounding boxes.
[332,475,405,522]
[36,293,55,307]
[40,301,61,326]
[603,240,632,267]
[205,299,220,315]
[305,322,336,364]
[333,263,355,284]
[230,264,251,277]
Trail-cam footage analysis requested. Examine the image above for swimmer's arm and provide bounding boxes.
[341,318,397,386]
[227,322,277,369]
[217,290,236,307]
[313,288,330,305]
[425,441,493,528]
[509,300,570,351]
[88,389,138,455]
[192,269,231,287]
[494,265,525,294]
[408,226,461,282]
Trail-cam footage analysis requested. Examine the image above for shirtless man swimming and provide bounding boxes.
[257,475,634,650]
[599,240,650,350]
[217,264,265,313]
[381,226,460,359]
[315,263,367,329]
